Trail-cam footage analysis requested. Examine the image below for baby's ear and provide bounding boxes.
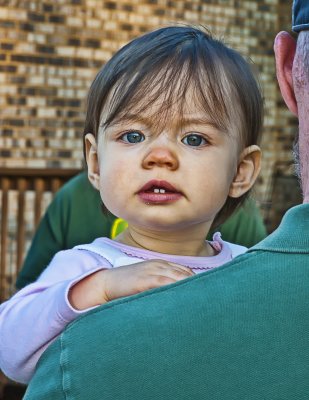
[229,145,261,198]
[84,133,100,191]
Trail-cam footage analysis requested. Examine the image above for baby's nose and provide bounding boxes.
[142,147,179,170]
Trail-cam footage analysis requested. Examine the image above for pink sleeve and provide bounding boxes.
[0,249,111,384]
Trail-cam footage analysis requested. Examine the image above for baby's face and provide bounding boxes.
[90,94,241,234]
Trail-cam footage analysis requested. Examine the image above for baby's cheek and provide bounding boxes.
[99,167,128,213]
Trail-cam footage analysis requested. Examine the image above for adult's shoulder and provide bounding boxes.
[55,171,98,202]
[24,240,309,399]
[216,197,267,247]
[49,171,102,220]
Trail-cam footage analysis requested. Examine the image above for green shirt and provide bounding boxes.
[23,204,309,399]
[16,172,267,289]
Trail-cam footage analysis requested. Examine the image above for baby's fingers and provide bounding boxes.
[150,265,193,286]
[167,262,194,277]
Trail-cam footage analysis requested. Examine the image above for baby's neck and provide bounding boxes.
[114,226,216,257]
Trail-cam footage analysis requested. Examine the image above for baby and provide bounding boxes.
[0,25,263,384]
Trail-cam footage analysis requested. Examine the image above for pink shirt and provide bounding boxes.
[0,235,246,383]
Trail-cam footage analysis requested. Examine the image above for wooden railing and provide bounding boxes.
[0,168,81,303]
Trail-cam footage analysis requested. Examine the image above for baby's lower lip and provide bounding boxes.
[138,191,183,204]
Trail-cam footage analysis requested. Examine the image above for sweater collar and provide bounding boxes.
[248,204,309,254]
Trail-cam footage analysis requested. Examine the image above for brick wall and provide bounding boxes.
[0,0,299,215]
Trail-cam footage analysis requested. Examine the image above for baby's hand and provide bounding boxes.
[68,260,193,310]
[101,260,194,302]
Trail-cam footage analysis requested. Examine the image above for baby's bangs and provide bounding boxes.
[102,55,188,128]
[102,42,232,132]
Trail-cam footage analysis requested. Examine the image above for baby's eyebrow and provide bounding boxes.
[104,114,224,134]
[109,114,151,126]
[179,117,224,133]
[99,114,140,129]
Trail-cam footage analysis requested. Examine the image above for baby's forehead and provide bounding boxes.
[105,87,227,131]
[110,109,223,134]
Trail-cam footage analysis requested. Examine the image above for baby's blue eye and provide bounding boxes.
[182,134,206,147]
[121,131,145,143]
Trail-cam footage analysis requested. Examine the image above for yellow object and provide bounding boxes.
[110,218,128,239]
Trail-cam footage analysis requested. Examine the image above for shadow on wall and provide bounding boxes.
[262,161,303,233]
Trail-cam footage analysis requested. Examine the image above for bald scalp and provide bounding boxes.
[294,31,309,203]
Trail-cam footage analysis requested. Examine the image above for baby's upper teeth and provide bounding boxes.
[154,188,165,193]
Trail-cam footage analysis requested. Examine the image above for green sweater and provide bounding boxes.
[24,204,309,400]
[16,172,267,289]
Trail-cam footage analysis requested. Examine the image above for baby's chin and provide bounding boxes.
[127,219,204,235]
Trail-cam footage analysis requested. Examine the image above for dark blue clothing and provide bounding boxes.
[293,0,309,32]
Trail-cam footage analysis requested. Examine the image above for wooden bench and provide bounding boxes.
[0,167,81,303]
[0,167,81,399]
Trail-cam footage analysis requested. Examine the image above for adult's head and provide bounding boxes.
[83,25,263,226]
[274,0,309,203]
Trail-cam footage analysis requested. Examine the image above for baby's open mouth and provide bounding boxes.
[145,187,172,194]
[138,180,181,194]
[137,180,183,204]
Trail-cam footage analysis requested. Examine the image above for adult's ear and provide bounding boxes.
[84,133,100,191]
[229,145,261,198]
[274,31,298,116]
